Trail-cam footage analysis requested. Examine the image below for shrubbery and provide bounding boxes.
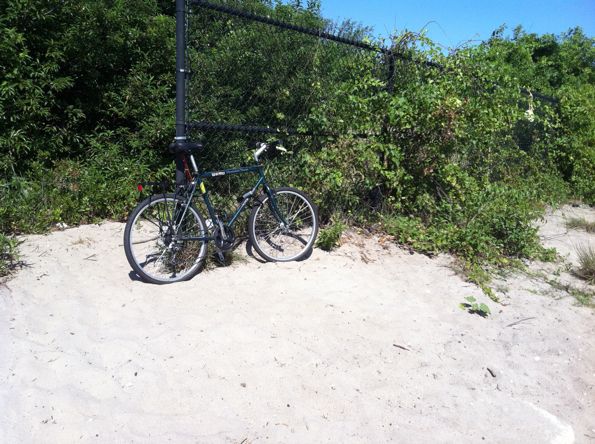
[0,0,593,279]
[1,0,176,233]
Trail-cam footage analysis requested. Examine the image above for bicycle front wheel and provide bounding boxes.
[124,194,208,284]
[248,187,319,262]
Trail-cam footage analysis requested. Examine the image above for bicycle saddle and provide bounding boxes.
[168,141,203,154]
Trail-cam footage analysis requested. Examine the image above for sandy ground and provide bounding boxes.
[1,206,594,443]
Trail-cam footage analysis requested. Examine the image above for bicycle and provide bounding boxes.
[123,141,319,284]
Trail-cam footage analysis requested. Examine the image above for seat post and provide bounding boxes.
[189,154,199,173]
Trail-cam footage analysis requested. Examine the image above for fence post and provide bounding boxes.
[174,0,187,186]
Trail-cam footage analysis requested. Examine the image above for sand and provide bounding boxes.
[1,206,594,443]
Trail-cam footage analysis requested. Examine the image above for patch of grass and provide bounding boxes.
[566,217,595,233]
[569,287,594,306]
[316,219,346,251]
[535,247,558,262]
[524,267,594,306]
[575,243,595,284]
[464,263,499,302]
[204,248,248,270]
[0,234,20,278]
[546,277,594,306]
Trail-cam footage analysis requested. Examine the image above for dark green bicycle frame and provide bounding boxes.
[174,163,287,242]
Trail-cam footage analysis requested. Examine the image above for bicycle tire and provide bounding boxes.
[124,194,208,284]
[248,187,319,262]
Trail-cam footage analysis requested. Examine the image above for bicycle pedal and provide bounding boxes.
[214,252,226,265]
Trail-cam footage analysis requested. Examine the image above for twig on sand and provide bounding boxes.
[505,317,536,328]
[393,344,410,351]
[84,254,97,261]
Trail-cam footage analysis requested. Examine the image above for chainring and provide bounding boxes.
[213,225,235,252]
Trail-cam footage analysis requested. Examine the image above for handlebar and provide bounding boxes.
[253,141,287,162]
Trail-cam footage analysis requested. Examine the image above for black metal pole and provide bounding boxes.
[175,0,187,186]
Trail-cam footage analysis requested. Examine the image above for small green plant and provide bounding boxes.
[459,296,491,317]
[566,217,595,233]
[316,220,346,251]
[569,287,594,306]
[575,243,595,284]
[465,263,500,302]
[0,234,20,277]
[536,247,558,262]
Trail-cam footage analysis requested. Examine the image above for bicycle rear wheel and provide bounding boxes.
[124,194,208,284]
[248,187,319,262]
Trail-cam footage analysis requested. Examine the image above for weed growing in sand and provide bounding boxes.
[550,279,594,306]
[465,263,500,302]
[0,234,20,277]
[459,296,491,317]
[566,217,595,233]
[523,266,594,306]
[317,219,346,251]
[204,248,249,271]
[575,244,595,284]
[569,288,594,306]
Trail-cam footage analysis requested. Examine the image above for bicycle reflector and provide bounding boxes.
[137,184,143,192]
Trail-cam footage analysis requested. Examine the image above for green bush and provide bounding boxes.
[0,1,593,289]
[317,219,347,251]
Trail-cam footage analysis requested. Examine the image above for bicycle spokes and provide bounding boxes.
[250,188,317,261]
[126,196,208,283]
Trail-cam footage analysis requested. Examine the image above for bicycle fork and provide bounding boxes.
[263,186,289,228]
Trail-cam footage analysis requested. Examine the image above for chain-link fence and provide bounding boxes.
[184,0,556,144]
[182,0,561,217]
